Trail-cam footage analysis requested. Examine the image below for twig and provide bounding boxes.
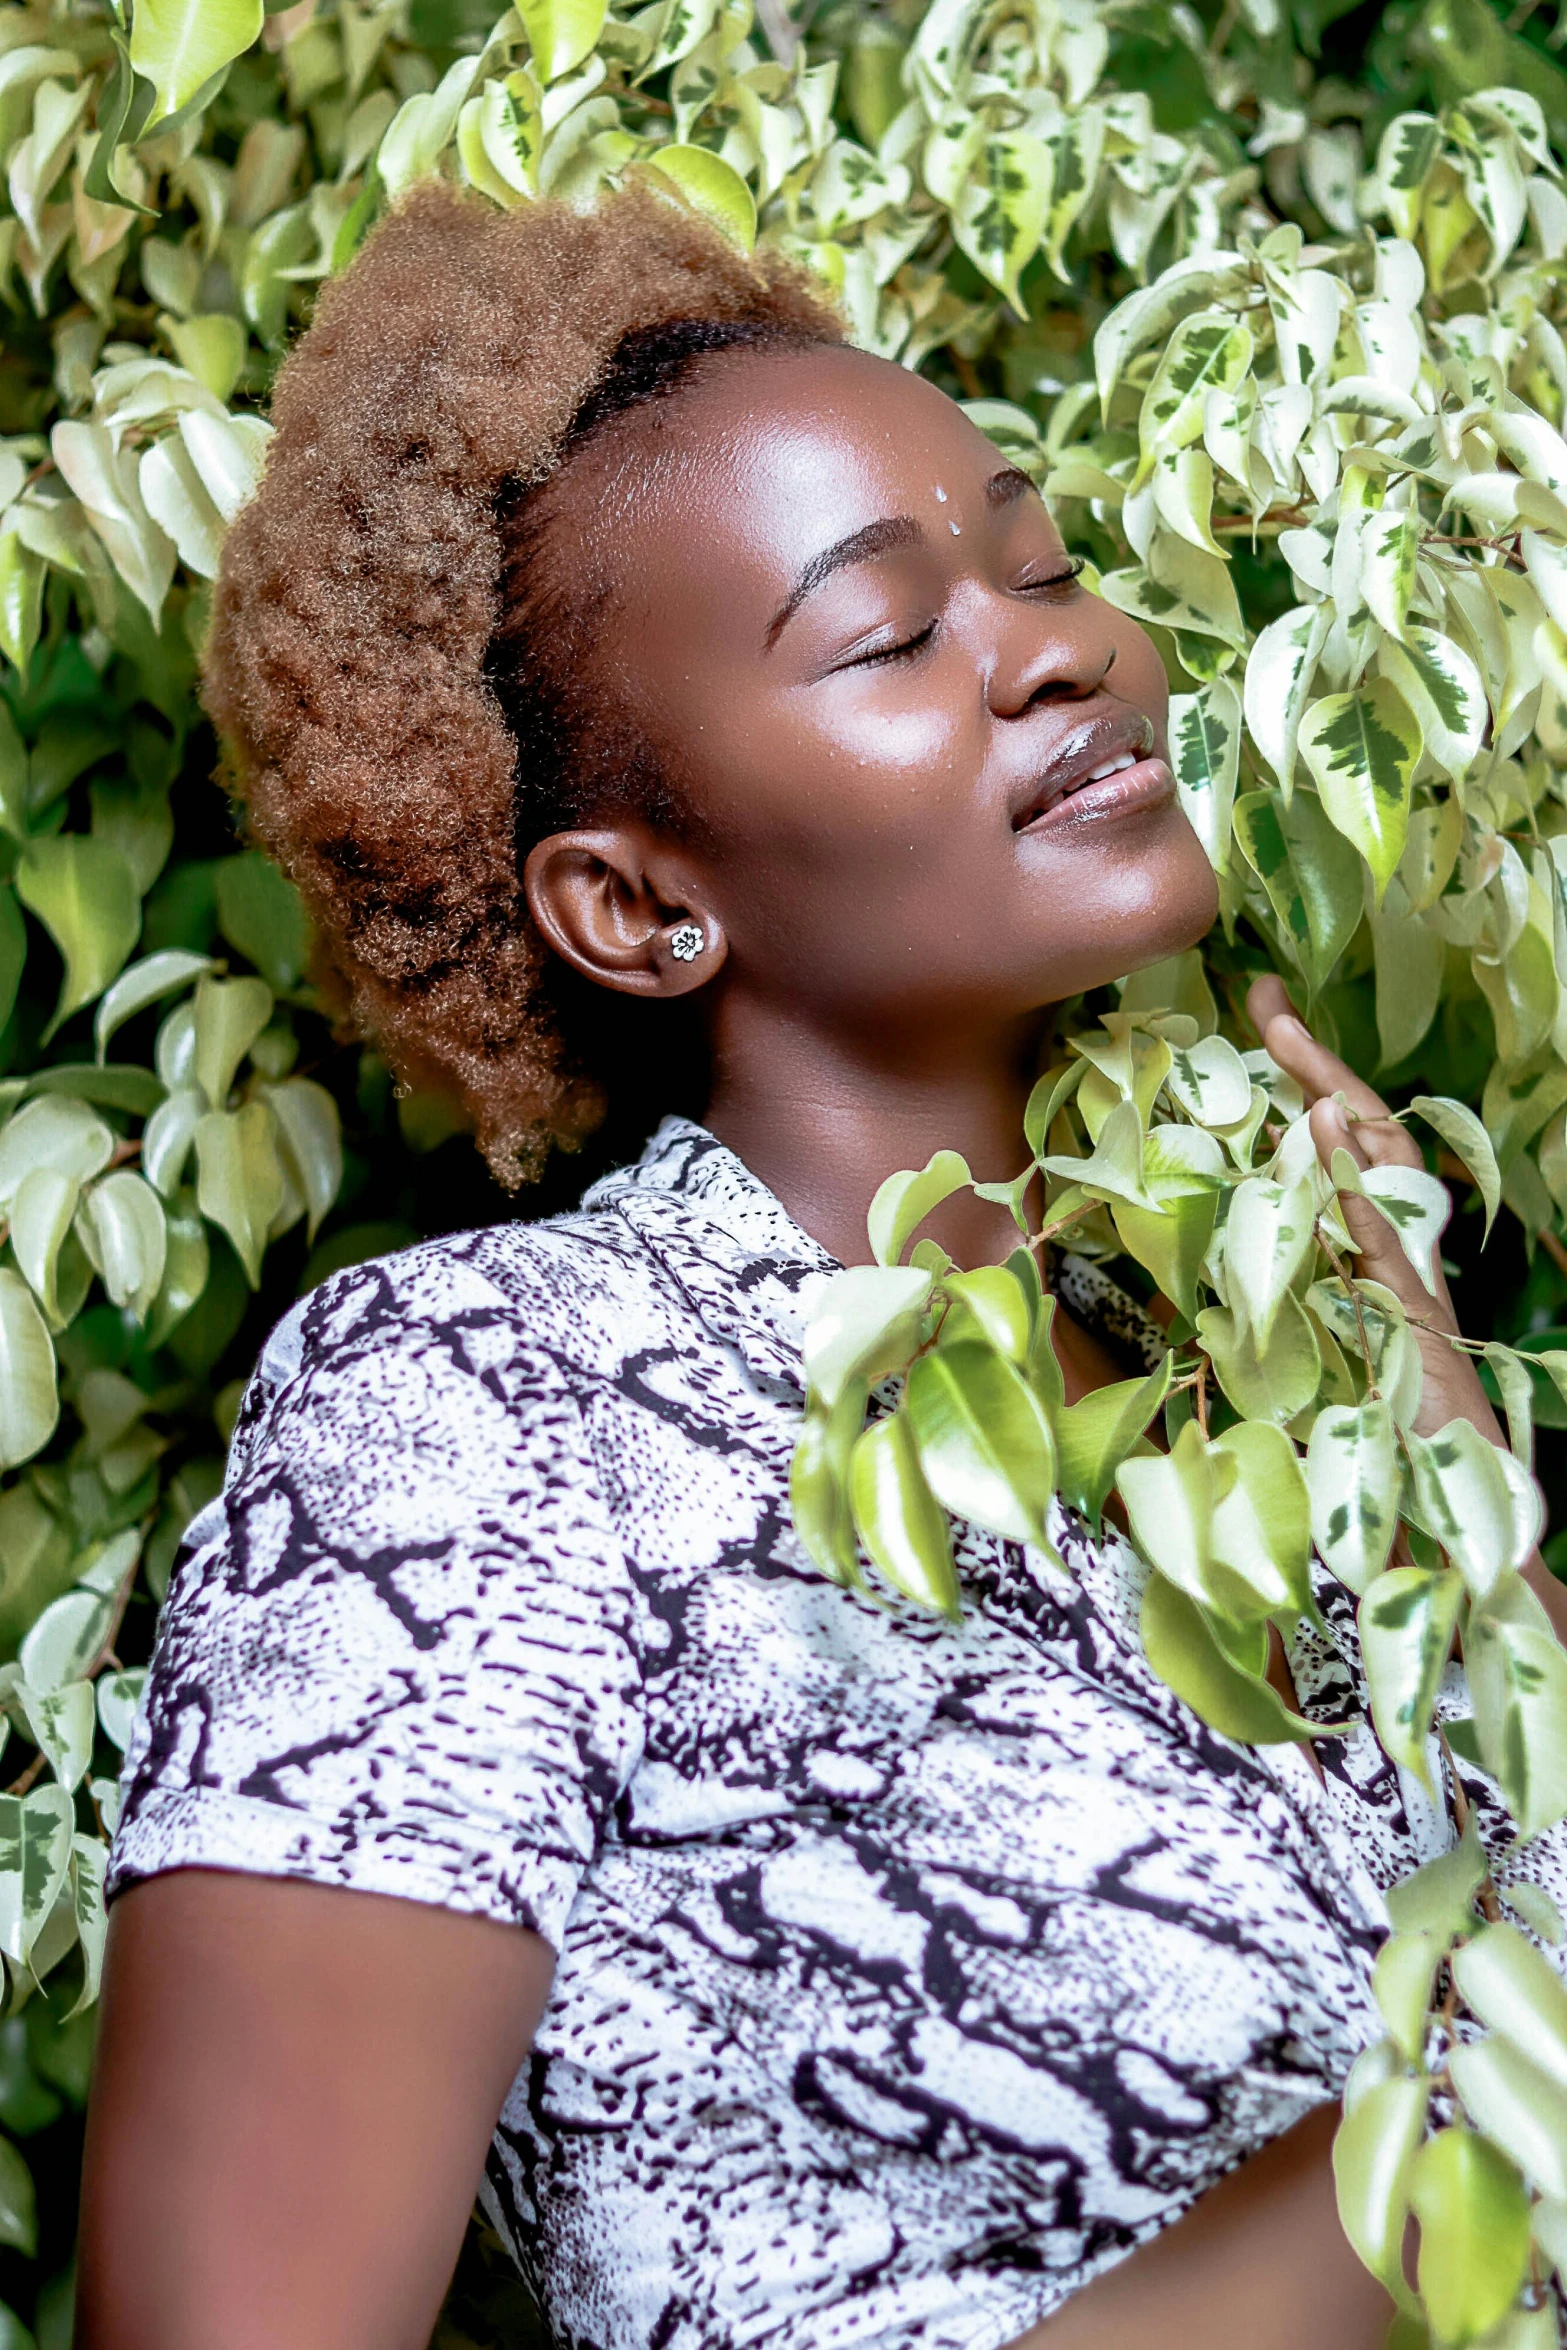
[1028,1198,1096,1253]
[1319,1228,1379,1395]
[1540,1227,1567,1282]
[3,1752,45,1799]
[1194,1354,1210,1440]
[1438,1725,1503,1922]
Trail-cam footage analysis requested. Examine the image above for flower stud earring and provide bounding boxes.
[669,921,705,963]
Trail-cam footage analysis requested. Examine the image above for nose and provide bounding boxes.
[984,590,1116,720]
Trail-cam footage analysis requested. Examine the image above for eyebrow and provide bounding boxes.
[765,516,921,649]
[763,469,1039,649]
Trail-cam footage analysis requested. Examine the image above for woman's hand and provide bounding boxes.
[1247,975,1495,1445]
[1248,975,1567,1642]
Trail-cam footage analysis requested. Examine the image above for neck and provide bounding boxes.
[702,999,1048,1269]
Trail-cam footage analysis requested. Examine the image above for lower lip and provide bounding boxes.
[1020,756,1177,833]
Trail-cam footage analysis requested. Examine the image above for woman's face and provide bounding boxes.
[531,342,1218,1048]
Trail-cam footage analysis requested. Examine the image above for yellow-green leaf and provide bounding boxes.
[15,837,140,1042]
[1298,679,1423,905]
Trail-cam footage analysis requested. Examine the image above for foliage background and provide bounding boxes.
[0,0,1561,2342]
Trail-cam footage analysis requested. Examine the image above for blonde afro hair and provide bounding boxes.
[204,180,842,1185]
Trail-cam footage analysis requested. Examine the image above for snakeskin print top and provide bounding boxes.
[109,1117,1567,2350]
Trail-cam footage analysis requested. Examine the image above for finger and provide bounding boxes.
[1254,1003,1391,1124]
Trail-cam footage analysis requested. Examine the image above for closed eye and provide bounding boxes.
[1017,557,1086,592]
[843,619,937,669]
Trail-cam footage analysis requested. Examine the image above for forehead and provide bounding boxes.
[560,343,1023,606]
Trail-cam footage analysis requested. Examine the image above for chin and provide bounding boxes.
[1093,815,1221,984]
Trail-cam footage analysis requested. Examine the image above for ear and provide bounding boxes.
[523,826,726,997]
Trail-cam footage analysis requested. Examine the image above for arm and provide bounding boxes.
[1011,2105,1390,2350]
[77,1870,555,2350]
[1248,974,1567,1644]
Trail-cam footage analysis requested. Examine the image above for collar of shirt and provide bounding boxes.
[585,1117,841,1392]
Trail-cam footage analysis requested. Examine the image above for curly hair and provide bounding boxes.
[204,179,843,1186]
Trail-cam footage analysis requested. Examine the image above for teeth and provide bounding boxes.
[1085,749,1137,782]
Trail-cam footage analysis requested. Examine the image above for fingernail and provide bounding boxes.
[1278,1015,1311,1046]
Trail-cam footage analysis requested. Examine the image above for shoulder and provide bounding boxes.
[240,1195,671,1437]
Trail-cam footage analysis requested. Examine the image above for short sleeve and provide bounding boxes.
[109,1244,646,1951]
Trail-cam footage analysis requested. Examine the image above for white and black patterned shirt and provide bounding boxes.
[110,1118,1567,2350]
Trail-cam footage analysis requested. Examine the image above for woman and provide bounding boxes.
[77,183,1563,2350]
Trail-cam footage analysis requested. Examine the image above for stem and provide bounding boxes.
[1438,1725,1503,1923]
[1194,1353,1210,1440]
[1319,1229,1379,1397]
[1028,1198,1096,1253]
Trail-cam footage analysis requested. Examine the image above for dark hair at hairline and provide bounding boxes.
[485,315,818,876]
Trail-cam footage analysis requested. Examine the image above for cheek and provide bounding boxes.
[1103,609,1170,731]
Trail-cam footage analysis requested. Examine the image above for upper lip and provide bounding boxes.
[1009,706,1158,830]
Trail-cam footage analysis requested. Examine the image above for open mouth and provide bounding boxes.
[1011,718,1175,833]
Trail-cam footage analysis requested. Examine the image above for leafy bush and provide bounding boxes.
[0,0,1563,2340]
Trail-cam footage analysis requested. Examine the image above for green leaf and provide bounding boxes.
[1138,309,1254,472]
[1333,2074,1429,2307]
[1110,1187,1216,1327]
[1140,1571,1319,1743]
[1411,2126,1530,2344]
[1298,679,1424,905]
[10,1169,79,1327]
[790,1379,867,1588]
[1378,625,1487,780]
[68,1834,107,2016]
[194,1100,286,1288]
[1407,1420,1540,1599]
[1166,1035,1251,1128]
[517,0,607,82]
[802,1265,932,1409]
[1467,1574,1567,1837]
[1023,1060,1085,1156]
[265,1078,342,1244]
[1410,1096,1501,1243]
[868,1150,971,1266]
[77,1171,167,1322]
[1117,1413,1212,1580]
[17,1681,93,1797]
[1387,1815,1486,1940]
[191,973,273,1111]
[940,1264,1033,1363]
[1196,1291,1322,1426]
[1360,1565,1464,1784]
[0,2140,36,2260]
[1233,790,1360,994]
[1330,1149,1451,1298]
[0,1275,57,1474]
[94,947,215,1066]
[1307,1399,1400,1595]
[1167,676,1241,868]
[1449,2035,1567,2205]
[952,133,1051,315]
[906,1340,1055,1549]
[0,532,43,679]
[1224,1174,1319,1348]
[14,837,140,1043]
[1483,1343,1535,1469]
[0,888,22,1042]
[1372,1928,1442,2068]
[643,144,757,253]
[0,1788,72,1970]
[19,1585,114,1696]
[1055,1351,1172,1530]
[1209,1420,1313,1616]
[849,1410,960,1617]
[129,0,264,125]
[1360,505,1420,640]
[213,850,310,992]
[1453,1922,1567,2097]
[0,1098,114,1212]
